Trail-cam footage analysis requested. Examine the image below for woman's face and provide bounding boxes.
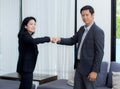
[25,19,36,34]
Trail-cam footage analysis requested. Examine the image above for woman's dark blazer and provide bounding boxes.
[17,31,50,73]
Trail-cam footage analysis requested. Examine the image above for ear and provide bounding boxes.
[25,25,27,29]
[91,13,94,19]
[92,13,94,17]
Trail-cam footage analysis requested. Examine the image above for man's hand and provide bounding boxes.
[88,72,97,81]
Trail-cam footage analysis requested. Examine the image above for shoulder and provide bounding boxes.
[77,26,84,33]
[92,23,104,34]
[18,30,31,38]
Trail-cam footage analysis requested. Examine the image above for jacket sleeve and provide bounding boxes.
[21,32,50,44]
[92,29,104,73]
[57,31,79,46]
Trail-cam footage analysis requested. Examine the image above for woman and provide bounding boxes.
[17,16,50,89]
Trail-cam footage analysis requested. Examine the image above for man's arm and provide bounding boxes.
[92,28,104,73]
[88,28,104,81]
[51,30,80,45]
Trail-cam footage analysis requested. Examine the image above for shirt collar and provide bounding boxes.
[84,21,94,31]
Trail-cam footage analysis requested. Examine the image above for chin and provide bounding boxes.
[31,30,35,33]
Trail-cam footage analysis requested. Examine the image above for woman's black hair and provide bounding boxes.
[18,16,36,37]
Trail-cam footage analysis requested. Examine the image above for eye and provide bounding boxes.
[34,23,36,26]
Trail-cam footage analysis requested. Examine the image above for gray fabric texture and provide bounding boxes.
[107,62,120,88]
[37,79,73,89]
[0,79,35,89]
[96,62,108,87]
[37,79,112,89]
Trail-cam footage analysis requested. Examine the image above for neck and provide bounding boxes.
[86,21,94,27]
[28,31,33,35]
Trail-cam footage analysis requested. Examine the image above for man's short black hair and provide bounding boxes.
[80,5,94,14]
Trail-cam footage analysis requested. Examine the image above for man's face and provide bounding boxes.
[81,10,94,26]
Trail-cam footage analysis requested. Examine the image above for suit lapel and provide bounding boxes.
[82,23,95,44]
[78,27,85,46]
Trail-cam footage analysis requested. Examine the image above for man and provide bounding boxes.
[52,5,104,89]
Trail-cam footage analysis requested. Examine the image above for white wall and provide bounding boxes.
[0,0,20,74]
[77,0,111,62]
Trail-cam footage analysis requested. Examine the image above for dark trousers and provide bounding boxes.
[74,62,96,89]
[19,72,33,89]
